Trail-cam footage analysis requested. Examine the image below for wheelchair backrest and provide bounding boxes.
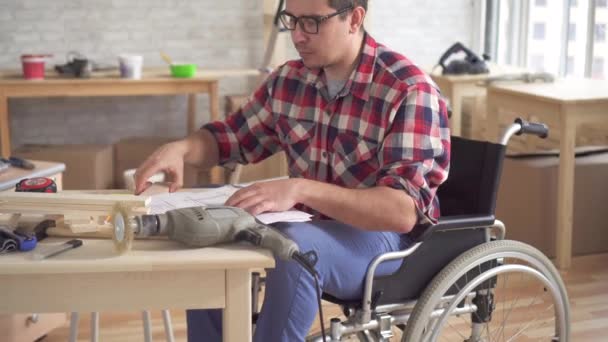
[437,136,506,217]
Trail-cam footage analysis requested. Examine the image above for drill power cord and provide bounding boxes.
[292,250,328,342]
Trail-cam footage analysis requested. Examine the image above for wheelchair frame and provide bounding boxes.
[297,119,571,342]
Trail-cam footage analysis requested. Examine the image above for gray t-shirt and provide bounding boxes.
[327,78,347,99]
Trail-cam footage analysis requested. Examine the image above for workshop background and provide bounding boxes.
[2,0,607,341]
[0,0,475,147]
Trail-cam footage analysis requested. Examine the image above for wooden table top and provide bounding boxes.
[0,160,65,191]
[0,67,226,85]
[488,79,608,104]
[0,238,275,275]
[0,67,260,85]
[427,63,528,83]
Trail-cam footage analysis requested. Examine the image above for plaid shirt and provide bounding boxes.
[205,34,450,224]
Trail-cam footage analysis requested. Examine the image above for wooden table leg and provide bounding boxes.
[187,94,197,134]
[223,269,252,342]
[208,81,224,184]
[450,87,462,136]
[555,111,576,269]
[0,95,11,157]
[485,93,499,141]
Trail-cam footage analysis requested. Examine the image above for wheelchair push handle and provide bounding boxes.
[515,118,549,139]
[500,117,549,146]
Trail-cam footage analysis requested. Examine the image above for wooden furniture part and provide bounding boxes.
[0,67,224,183]
[486,79,608,269]
[0,238,275,342]
[0,160,65,191]
[1,312,67,342]
[428,64,526,137]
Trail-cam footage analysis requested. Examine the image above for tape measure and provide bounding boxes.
[15,177,57,193]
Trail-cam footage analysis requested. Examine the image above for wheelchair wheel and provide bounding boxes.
[402,240,570,342]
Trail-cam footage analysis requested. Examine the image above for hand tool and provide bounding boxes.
[1,156,35,170]
[0,177,58,253]
[111,203,327,340]
[0,226,37,253]
[31,239,82,260]
[111,204,299,260]
[16,177,58,193]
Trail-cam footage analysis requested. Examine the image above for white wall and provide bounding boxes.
[368,0,476,68]
[0,0,476,148]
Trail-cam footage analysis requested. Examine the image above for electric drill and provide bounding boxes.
[112,205,299,260]
[112,204,328,341]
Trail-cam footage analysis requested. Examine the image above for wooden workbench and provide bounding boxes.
[486,79,608,269]
[428,64,526,137]
[0,68,242,184]
[0,238,275,342]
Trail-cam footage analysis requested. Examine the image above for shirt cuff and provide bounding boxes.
[377,175,435,225]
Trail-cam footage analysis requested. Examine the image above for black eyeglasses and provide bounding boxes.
[279,6,353,34]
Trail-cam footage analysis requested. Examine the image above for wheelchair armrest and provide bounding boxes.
[416,214,495,242]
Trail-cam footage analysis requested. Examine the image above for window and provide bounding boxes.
[531,55,546,71]
[569,23,577,41]
[596,24,606,42]
[567,56,576,74]
[593,57,605,78]
[489,0,607,79]
[533,22,546,39]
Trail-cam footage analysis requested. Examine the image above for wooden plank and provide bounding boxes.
[0,192,149,207]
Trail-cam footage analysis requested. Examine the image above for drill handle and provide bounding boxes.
[235,224,299,261]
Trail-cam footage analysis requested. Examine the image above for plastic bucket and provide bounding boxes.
[21,54,50,80]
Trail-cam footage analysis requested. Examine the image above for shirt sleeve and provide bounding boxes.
[376,82,451,223]
[203,70,282,166]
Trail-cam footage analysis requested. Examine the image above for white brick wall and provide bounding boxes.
[0,0,475,148]
[369,0,476,67]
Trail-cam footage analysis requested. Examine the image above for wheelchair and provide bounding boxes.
[253,118,570,342]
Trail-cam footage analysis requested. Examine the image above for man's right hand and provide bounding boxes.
[133,140,189,195]
[133,129,221,195]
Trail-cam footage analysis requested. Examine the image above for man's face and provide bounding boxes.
[284,0,353,69]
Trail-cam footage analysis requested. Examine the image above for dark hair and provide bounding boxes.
[328,0,368,19]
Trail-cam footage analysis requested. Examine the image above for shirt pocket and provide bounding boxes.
[331,133,380,186]
[276,116,315,175]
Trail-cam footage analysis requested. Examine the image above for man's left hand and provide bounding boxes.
[225,179,303,215]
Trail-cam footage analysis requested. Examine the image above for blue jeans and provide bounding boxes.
[186,220,409,341]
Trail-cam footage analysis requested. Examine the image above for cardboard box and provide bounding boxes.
[13,144,113,190]
[226,95,288,183]
[495,148,608,257]
[1,313,67,342]
[114,137,207,189]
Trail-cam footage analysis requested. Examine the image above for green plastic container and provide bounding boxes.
[170,63,197,78]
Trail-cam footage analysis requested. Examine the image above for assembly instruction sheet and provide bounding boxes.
[149,185,312,224]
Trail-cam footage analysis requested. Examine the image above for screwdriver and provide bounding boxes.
[32,239,83,260]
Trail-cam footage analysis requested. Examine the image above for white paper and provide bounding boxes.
[256,210,313,225]
[149,185,312,224]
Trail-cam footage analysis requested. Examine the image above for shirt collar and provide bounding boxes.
[300,33,377,102]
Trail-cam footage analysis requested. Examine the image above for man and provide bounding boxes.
[134,0,450,340]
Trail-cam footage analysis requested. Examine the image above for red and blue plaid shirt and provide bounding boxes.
[205,34,450,224]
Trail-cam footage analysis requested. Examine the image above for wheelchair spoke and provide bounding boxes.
[403,241,569,342]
